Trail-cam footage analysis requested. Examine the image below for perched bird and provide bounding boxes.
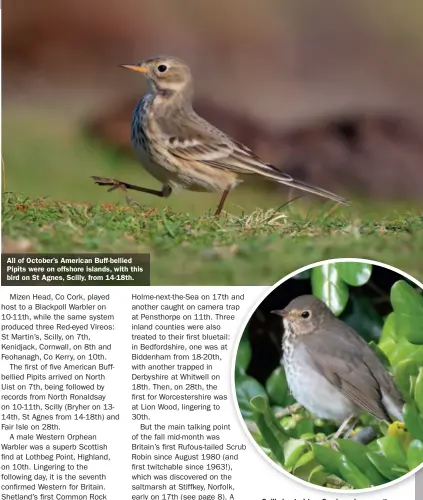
[92,56,349,215]
[272,295,404,438]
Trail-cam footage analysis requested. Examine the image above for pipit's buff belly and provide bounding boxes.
[272,295,404,429]
[131,95,238,193]
[93,56,349,215]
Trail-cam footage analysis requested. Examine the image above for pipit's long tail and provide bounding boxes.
[275,176,349,205]
[242,165,349,205]
[238,161,349,204]
[200,147,349,205]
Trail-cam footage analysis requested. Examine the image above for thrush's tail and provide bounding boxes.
[381,390,404,423]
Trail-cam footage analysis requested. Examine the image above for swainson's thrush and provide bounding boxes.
[272,295,404,434]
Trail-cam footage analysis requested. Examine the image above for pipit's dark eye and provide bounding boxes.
[301,311,310,319]
[157,64,167,73]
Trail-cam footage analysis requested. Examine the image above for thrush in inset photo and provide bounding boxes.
[272,295,404,439]
[92,56,349,215]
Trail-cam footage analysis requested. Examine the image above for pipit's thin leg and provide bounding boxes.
[91,176,171,207]
[214,188,230,217]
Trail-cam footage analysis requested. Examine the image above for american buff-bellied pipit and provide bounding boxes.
[92,56,349,216]
[272,295,404,439]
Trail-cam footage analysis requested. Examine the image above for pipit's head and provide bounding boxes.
[272,295,332,337]
[121,56,192,95]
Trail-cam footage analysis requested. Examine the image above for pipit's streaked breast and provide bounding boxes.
[93,56,349,215]
[272,295,404,439]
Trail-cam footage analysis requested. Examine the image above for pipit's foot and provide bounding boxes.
[91,176,145,208]
[92,176,126,192]
[91,175,167,206]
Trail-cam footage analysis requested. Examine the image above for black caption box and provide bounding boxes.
[1,253,150,286]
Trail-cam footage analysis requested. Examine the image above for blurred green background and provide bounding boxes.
[4,0,423,208]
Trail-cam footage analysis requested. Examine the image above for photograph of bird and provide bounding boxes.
[272,295,404,439]
[92,56,349,215]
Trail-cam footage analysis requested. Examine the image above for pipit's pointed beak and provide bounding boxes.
[271,309,288,317]
[120,64,148,73]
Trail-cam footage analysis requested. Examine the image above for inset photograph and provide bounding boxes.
[234,259,423,490]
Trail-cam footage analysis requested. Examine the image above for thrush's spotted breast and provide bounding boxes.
[272,295,404,435]
[92,56,349,215]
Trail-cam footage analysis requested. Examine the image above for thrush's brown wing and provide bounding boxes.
[301,324,392,421]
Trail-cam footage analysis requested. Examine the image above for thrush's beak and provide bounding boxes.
[271,309,288,317]
[120,64,148,73]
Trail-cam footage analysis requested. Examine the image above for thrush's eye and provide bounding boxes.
[301,311,310,319]
[157,64,168,73]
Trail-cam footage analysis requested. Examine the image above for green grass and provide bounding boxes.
[3,193,423,285]
[3,108,423,284]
